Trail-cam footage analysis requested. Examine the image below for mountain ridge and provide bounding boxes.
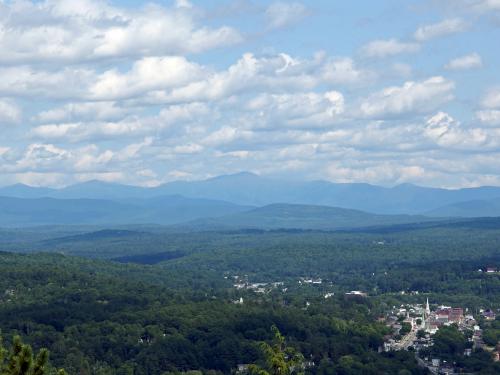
[2,173,500,215]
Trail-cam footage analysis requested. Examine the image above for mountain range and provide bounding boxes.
[0,195,251,227]
[2,172,500,215]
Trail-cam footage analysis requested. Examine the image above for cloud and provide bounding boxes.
[1,51,367,105]
[265,2,308,29]
[424,112,492,149]
[471,0,500,11]
[0,0,242,64]
[0,100,21,124]
[321,57,374,85]
[35,102,130,123]
[360,39,420,58]
[202,127,253,147]
[359,77,455,118]
[121,52,373,106]
[0,1,498,189]
[90,56,207,100]
[30,118,148,143]
[481,89,500,108]
[0,66,92,99]
[414,18,467,41]
[134,53,320,104]
[175,0,193,9]
[476,110,500,126]
[445,53,483,70]
[245,91,345,128]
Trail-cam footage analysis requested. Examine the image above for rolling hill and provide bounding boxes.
[0,195,252,227]
[426,197,500,217]
[183,203,440,231]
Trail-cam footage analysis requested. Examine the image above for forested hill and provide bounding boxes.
[0,196,445,228]
[0,216,499,373]
[0,195,251,227]
[182,203,440,230]
[0,251,426,374]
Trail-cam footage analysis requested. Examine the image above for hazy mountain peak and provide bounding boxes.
[207,171,261,181]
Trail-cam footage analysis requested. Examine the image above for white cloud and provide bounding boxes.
[0,2,498,189]
[424,112,491,149]
[476,110,500,125]
[175,0,193,9]
[138,53,319,104]
[123,52,373,107]
[360,39,420,58]
[246,91,345,128]
[471,0,500,11]
[0,100,21,124]
[359,77,455,118]
[31,119,147,143]
[481,89,500,108]
[445,53,483,70]
[173,143,204,154]
[2,52,365,105]
[414,18,467,41]
[202,127,253,147]
[321,57,374,85]
[265,2,308,29]
[0,66,92,99]
[115,137,154,162]
[35,102,130,123]
[90,56,207,100]
[0,0,242,64]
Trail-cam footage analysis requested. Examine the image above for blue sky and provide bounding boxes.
[0,0,500,188]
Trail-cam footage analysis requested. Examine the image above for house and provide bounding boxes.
[482,309,496,321]
[345,290,367,298]
[236,364,250,374]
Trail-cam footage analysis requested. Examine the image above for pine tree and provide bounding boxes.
[0,334,65,375]
[249,326,305,375]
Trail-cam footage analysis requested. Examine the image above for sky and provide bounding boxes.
[1,0,500,188]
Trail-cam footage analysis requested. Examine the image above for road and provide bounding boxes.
[395,330,417,350]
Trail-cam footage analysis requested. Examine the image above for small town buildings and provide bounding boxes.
[345,290,367,298]
[482,309,496,321]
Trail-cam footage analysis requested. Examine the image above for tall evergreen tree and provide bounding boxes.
[0,335,65,375]
[249,326,305,375]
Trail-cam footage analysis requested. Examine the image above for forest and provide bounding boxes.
[0,218,499,373]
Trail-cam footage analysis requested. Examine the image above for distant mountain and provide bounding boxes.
[184,203,438,231]
[0,195,252,227]
[426,198,500,217]
[0,183,57,198]
[2,172,500,215]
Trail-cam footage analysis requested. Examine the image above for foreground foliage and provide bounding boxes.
[0,335,65,375]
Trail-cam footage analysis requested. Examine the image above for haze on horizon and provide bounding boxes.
[1,0,500,189]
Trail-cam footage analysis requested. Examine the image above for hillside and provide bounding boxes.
[185,203,438,230]
[0,195,251,227]
[426,197,500,217]
[0,251,430,374]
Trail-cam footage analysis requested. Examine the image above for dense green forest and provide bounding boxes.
[0,219,499,373]
[0,252,429,374]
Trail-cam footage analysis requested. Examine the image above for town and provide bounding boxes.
[382,299,499,374]
[227,274,500,374]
